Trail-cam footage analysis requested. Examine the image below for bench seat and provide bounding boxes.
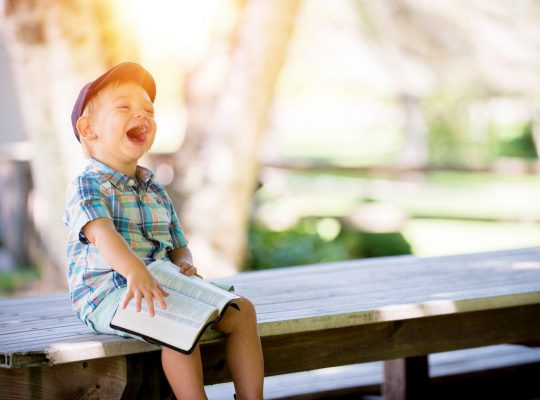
[2,248,540,399]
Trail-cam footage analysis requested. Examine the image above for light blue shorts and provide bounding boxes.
[86,288,143,340]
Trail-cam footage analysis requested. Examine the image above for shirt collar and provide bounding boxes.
[87,158,154,190]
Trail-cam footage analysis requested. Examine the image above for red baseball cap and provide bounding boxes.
[71,62,156,142]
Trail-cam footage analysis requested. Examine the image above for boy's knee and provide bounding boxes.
[238,296,257,321]
[214,296,257,334]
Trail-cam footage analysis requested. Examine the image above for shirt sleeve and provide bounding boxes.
[65,175,112,244]
[161,189,188,248]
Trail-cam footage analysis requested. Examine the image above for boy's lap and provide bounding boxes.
[86,288,141,340]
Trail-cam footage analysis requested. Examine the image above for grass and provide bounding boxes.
[0,268,40,297]
[258,170,540,220]
[397,171,540,221]
[402,219,540,257]
[254,169,540,258]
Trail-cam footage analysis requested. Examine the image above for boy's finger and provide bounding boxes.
[145,294,155,317]
[183,265,196,276]
[159,286,169,297]
[181,263,193,273]
[135,291,142,312]
[121,292,133,309]
[156,289,167,310]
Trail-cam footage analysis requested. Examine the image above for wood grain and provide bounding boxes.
[0,356,127,400]
[200,303,540,384]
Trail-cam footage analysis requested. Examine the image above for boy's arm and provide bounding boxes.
[83,217,168,317]
[168,245,199,277]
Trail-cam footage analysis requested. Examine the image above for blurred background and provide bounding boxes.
[1,0,539,297]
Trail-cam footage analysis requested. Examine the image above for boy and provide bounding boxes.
[64,62,264,399]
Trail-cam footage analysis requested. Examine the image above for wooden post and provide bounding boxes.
[123,352,166,400]
[383,356,430,400]
[0,156,33,266]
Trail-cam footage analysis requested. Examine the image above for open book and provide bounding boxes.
[110,259,240,354]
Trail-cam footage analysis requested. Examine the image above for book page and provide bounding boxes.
[111,290,218,352]
[148,260,240,313]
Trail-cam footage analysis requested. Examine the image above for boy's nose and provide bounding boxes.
[133,109,149,119]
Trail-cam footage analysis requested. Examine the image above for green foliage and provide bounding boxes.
[496,122,538,159]
[428,112,469,165]
[425,88,538,165]
[0,268,39,297]
[424,89,495,166]
[360,232,413,258]
[244,218,412,270]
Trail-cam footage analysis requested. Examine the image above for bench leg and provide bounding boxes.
[383,355,430,400]
[123,352,173,400]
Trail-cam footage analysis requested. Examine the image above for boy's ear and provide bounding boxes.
[76,116,96,140]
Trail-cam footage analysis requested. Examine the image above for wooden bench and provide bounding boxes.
[2,247,540,399]
[206,344,540,399]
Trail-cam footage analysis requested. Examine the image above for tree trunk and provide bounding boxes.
[360,1,430,171]
[177,0,300,277]
[396,93,429,169]
[0,0,134,290]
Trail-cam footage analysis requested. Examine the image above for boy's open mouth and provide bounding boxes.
[126,125,148,144]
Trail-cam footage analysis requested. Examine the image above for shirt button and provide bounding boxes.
[127,178,136,187]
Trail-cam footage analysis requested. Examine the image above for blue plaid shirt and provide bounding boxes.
[64,158,187,322]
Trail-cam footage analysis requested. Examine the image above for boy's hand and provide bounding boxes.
[122,265,169,317]
[177,261,198,277]
[168,246,201,277]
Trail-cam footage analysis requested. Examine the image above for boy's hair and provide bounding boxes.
[80,80,123,118]
[71,62,156,142]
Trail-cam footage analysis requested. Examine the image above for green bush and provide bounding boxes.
[243,218,412,270]
[0,268,39,297]
[496,122,538,159]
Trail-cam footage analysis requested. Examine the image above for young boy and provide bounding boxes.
[64,62,264,399]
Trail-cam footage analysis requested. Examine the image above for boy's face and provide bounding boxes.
[79,81,156,175]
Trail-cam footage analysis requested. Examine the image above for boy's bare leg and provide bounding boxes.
[213,297,264,400]
[162,345,208,400]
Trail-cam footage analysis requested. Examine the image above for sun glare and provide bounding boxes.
[127,0,223,62]
[114,0,232,152]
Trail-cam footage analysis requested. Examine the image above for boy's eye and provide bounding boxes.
[117,105,130,109]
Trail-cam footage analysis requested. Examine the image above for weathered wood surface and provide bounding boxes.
[1,248,540,398]
[205,344,540,399]
[201,302,540,383]
[0,356,128,400]
[3,247,539,369]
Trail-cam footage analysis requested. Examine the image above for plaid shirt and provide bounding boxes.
[64,158,187,322]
